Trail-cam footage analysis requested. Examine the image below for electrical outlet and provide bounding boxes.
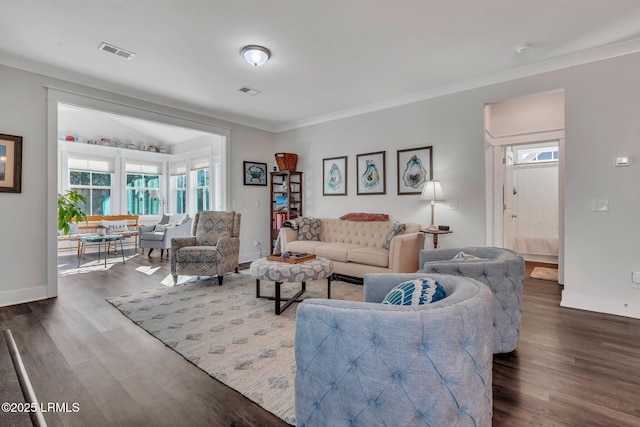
[254,240,260,246]
[591,199,608,211]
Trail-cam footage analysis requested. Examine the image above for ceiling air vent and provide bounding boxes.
[239,86,261,96]
[98,42,135,60]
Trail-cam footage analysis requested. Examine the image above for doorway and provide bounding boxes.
[484,90,565,284]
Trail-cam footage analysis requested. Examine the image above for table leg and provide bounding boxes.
[119,238,125,263]
[103,240,107,268]
[327,276,332,299]
[256,279,261,298]
[275,282,281,315]
[433,234,439,249]
[77,241,84,268]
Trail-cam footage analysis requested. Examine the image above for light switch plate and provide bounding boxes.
[591,199,608,211]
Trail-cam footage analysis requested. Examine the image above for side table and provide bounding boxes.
[78,234,125,268]
[421,229,453,249]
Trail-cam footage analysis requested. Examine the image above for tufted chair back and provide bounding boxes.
[295,273,493,427]
[418,246,524,353]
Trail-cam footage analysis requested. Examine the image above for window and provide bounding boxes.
[69,170,111,215]
[518,146,559,164]
[126,173,160,215]
[170,160,187,214]
[190,154,210,212]
[195,168,210,211]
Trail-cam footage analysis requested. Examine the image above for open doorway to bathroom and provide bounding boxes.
[484,90,564,283]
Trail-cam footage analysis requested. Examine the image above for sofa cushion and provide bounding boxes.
[315,243,361,262]
[382,278,446,305]
[347,247,389,268]
[285,240,327,254]
[384,222,406,249]
[297,217,321,241]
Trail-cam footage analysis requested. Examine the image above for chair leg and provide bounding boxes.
[173,275,178,284]
[148,248,153,257]
[235,267,239,273]
[217,275,223,286]
[160,249,165,259]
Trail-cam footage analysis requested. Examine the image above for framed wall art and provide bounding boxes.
[397,146,433,195]
[0,134,22,193]
[243,161,267,186]
[356,151,386,195]
[322,156,347,196]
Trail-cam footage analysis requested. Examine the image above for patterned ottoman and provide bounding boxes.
[249,257,333,315]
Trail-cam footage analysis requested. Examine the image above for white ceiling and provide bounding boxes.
[2,0,640,132]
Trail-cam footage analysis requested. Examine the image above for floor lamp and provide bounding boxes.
[420,180,446,232]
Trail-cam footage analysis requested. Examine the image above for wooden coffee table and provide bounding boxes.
[249,257,333,315]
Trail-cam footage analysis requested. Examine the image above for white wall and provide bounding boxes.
[486,91,565,137]
[0,63,275,307]
[276,52,640,320]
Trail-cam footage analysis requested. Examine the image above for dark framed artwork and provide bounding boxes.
[397,146,433,195]
[243,161,267,186]
[356,151,386,195]
[0,134,22,193]
[323,156,347,196]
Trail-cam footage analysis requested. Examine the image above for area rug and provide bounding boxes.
[106,271,363,425]
[530,266,559,281]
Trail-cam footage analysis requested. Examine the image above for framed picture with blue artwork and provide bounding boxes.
[0,133,22,194]
[323,156,347,196]
[397,146,432,195]
[243,161,267,186]
[356,151,386,195]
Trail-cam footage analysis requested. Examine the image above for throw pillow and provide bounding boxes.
[384,221,406,249]
[382,278,447,305]
[153,224,167,232]
[451,251,486,261]
[340,212,390,221]
[297,217,321,241]
[102,220,129,233]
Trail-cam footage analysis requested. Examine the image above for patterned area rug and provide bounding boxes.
[106,271,363,425]
[530,266,559,282]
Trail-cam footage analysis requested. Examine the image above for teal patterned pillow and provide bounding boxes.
[451,251,486,261]
[382,278,446,305]
[384,221,406,249]
[297,217,321,241]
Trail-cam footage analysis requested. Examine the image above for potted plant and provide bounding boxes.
[95,224,107,236]
[57,189,88,235]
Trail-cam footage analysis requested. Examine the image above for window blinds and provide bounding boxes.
[67,153,114,173]
[126,160,162,174]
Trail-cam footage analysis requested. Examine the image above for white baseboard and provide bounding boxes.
[239,249,264,264]
[561,290,640,320]
[0,285,50,308]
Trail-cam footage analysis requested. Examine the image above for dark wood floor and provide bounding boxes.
[1,254,640,426]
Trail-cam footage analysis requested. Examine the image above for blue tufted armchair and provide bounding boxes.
[418,246,524,353]
[295,272,493,427]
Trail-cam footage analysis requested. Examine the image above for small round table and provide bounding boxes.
[78,234,125,268]
[249,257,333,315]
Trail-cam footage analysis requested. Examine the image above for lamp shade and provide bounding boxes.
[420,180,446,202]
[241,45,271,66]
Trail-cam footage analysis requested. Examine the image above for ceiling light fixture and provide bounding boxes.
[241,45,271,67]
[515,43,532,54]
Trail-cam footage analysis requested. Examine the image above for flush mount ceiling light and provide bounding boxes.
[241,45,271,66]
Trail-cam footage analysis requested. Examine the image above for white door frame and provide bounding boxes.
[485,130,565,284]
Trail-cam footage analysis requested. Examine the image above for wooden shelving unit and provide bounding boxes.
[270,171,303,253]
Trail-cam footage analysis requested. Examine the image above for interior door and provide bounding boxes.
[503,147,515,250]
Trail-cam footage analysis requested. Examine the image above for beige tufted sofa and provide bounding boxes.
[279,218,424,278]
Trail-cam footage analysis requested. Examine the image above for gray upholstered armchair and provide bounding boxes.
[295,272,493,427]
[170,211,241,286]
[418,246,525,353]
[138,213,192,259]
